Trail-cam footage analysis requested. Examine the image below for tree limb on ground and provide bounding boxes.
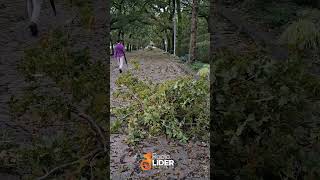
[37,148,103,180]
[70,106,107,152]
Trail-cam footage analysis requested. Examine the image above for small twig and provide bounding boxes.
[252,96,275,103]
[37,149,102,180]
[70,106,107,152]
[88,151,104,180]
[127,89,145,110]
[0,119,33,138]
[118,113,134,121]
[230,75,256,87]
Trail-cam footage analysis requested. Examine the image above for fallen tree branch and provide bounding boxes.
[70,106,107,152]
[37,148,102,180]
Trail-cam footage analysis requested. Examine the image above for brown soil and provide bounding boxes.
[110,49,210,179]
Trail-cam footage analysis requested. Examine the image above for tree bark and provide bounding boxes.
[173,0,177,55]
[209,0,215,61]
[188,0,199,63]
[118,30,121,41]
[167,32,172,53]
[177,0,182,56]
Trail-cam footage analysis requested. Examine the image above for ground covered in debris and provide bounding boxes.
[110,49,209,179]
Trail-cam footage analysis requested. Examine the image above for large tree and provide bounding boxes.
[188,0,199,63]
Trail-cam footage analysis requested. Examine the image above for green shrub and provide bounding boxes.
[189,61,208,71]
[298,8,320,23]
[196,40,210,63]
[112,72,209,144]
[180,40,209,63]
[280,19,320,52]
[212,50,320,179]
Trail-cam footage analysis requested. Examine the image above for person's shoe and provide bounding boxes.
[119,69,122,73]
[29,22,38,37]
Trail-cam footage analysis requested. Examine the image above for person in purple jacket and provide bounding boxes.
[114,40,126,73]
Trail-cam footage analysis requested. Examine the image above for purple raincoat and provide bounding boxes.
[114,43,125,58]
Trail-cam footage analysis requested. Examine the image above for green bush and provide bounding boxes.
[212,50,320,179]
[112,72,209,144]
[280,19,320,52]
[180,40,209,63]
[196,40,210,63]
[189,61,208,71]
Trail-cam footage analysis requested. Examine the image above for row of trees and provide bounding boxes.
[110,0,209,63]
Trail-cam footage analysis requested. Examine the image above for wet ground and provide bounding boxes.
[110,49,210,179]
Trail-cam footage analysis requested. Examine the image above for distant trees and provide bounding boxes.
[110,0,209,62]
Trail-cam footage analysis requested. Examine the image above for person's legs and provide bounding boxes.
[31,0,42,24]
[116,56,124,73]
[116,57,120,67]
[26,0,33,19]
[119,56,124,70]
[29,0,42,36]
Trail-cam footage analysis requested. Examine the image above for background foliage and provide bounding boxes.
[211,49,320,179]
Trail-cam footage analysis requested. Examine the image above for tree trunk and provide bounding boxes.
[162,38,166,51]
[173,0,177,55]
[188,0,199,63]
[167,32,172,53]
[177,0,182,56]
[106,0,111,58]
[118,30,121,41]
[164,34,168,52]
[209,0,215,61]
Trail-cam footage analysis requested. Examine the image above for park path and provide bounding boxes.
[110,49,210,179]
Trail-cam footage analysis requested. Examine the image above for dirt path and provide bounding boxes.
[110,49,209,179]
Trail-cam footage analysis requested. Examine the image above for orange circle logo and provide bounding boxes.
[140,161,151,170]
[140,152,152,171]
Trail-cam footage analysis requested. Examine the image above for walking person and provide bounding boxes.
[27,0,42,36]
[114,40,126,73]
[26,0,56,36]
